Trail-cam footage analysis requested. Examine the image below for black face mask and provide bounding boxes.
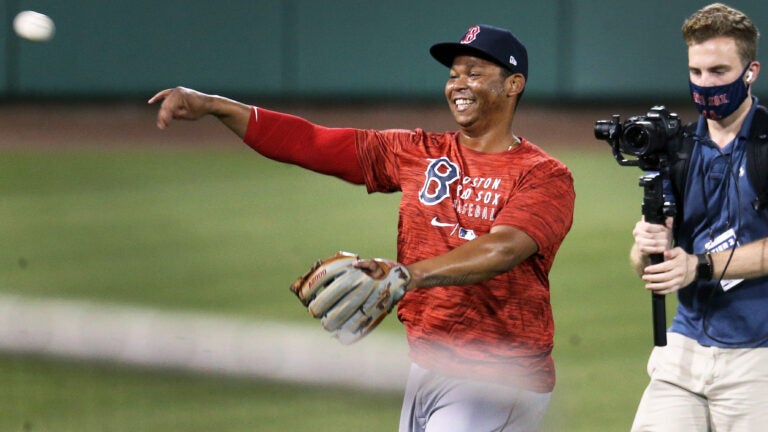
[689,64,751,120]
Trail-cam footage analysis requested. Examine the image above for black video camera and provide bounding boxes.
[595,105,684,347]
[594,105,683,171]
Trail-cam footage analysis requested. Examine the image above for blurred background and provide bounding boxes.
[2,1,767,431]
[3,0,767,102]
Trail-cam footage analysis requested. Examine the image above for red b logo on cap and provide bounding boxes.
[461,26,480,44]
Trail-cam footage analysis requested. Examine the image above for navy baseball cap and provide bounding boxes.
[430,24,528,79]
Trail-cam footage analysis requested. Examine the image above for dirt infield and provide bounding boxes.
[0,99,698,150]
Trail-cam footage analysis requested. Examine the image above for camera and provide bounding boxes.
[595,105,682,170]
[595,105,683,347]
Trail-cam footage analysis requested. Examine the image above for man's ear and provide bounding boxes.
[506,74,526,96]
[746,61,761,83]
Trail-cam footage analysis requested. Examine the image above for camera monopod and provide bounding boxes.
[639,171,675,347]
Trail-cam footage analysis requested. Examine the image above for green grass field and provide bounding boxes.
[0,142,678,431]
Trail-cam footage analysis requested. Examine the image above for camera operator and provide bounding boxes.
[629,3,768,431]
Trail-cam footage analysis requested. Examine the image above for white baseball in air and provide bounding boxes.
[13,10,55,42]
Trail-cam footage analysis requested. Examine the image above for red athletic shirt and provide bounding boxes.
[244,107,575,392]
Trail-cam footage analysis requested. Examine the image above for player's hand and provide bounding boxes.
[640,247,696,295]
[148,87,214,129]
[632,216,673,256]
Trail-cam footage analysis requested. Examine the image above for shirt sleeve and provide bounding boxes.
[355,128,434,193]
[242,107,365,184]
[494,159,575,253]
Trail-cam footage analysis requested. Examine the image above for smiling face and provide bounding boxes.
[444,55,524,134]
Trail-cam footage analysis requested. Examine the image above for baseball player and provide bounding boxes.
[150,24,574,432]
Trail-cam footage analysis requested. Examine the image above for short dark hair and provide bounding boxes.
[682,3,760,65]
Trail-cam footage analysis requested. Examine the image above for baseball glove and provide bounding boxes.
[290,251,411,344]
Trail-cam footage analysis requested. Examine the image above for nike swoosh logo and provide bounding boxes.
[430,217,456,227]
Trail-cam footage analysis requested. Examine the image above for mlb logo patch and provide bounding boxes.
[458,228,477,241]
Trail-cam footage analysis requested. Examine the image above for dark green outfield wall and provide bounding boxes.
[2,0,768,102]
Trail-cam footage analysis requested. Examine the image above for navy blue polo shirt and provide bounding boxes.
[672,97,768,347]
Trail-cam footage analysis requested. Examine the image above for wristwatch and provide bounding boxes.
[695,253,713,281]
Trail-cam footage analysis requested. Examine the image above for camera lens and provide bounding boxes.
[621,123,651,155]
[594,120,614,140]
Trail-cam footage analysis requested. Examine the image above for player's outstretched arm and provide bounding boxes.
[148,87,251,138]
